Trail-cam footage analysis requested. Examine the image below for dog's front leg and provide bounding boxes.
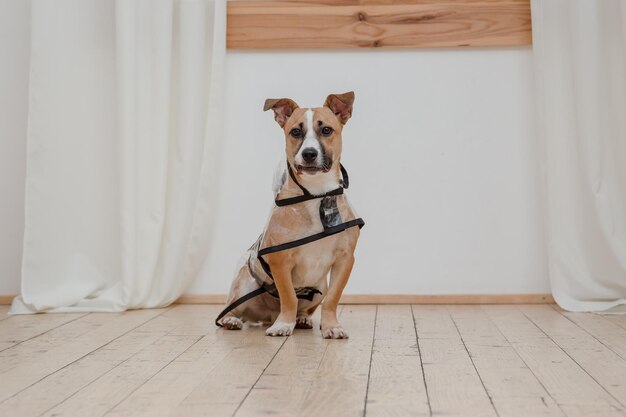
[265,257,297,337]
[321,254,355,339]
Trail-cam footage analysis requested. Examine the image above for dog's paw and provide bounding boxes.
[266,321,295,337]
[322,326,349,339]
[221,317,243,330]
[295,316,313,329]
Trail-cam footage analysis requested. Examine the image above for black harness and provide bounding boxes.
[215,163,364,327]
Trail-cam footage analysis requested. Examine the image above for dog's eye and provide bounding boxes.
[320,126,334,136]
[290,128,303,138]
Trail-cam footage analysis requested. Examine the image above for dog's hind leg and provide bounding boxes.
[295,299,322,329]
[221,316,243,330]
[219,259,258,330]
[295,315,313,329]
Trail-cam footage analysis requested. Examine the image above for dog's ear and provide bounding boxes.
[324,91,355,124]
[263,98,299,127]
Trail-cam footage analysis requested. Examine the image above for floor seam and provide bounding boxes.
[231,336,288,417]
[550,304,626,362]
[363,305,378,417]
[0,312,90,353]
[479,306,568,417]
[0,307,172,408]
[521,308,626,410]
[448,306,500,417]
[411,305,433,417]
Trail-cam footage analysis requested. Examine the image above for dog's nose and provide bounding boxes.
[301,148,318,163]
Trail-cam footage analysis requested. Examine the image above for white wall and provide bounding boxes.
[191,48,549,295]
[0,0,30,295]
[0,2,548,295]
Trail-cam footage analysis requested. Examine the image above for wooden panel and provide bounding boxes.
[227,0,532,49]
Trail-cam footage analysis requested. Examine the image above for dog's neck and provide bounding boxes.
[283,163,342,197]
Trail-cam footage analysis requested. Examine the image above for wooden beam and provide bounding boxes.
[0,295,14,305]
[227,0,532,49]
[175,293,554,305]
[0,293,554,306]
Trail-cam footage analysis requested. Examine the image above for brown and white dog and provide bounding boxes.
[219,92,360,338]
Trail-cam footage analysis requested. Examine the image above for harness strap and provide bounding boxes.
[275,186,343,207]
[287,161,311,195]
[214,283,275,327]
[215,163,363,327]
[340,164,349,189]
[274,162,350,207]
[258,255,273,278]
[257,218,365,257]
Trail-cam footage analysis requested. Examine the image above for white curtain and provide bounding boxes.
[532,0,626,311]
[10,0,225,313]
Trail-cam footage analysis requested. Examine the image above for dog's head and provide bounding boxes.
[264,92,354,175]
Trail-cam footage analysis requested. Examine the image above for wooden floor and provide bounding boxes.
[1,304,626,417]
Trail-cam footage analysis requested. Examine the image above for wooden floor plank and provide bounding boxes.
[0,313,118,374]
[103,324,251,417]
[170,325,287,416]
[521,305,626,407]
[0,308,167,405]
[412,305,497,417]
[1,304,625,417]
[484,305,625,417]
[555,306,626,362]
[365,305,429,417]
[40,334,202,417]
[233,308,329,417]
[0,312,87,352]
[603,314,626,331]
[0,306,219,417]
[297,305,376,417]
[448,305,564,417]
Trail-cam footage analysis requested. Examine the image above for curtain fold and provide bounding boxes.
[11,0,225,313]
[532,0,626,311]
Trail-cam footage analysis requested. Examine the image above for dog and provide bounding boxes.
[217,92,361,339]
